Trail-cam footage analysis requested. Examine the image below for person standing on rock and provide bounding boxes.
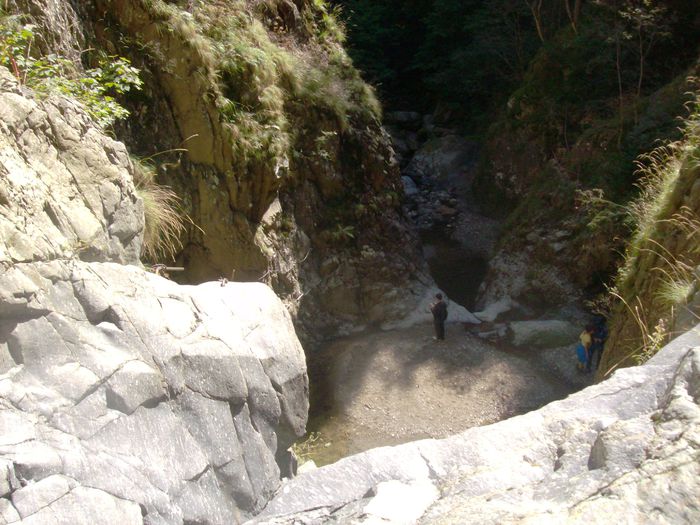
[430,293,448,341]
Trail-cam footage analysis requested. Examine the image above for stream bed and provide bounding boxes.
[300,322,588,467]
[295,130,588,467]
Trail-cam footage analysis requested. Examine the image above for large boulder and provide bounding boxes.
[0,263,308,523]
[250,326,700,524]
[0,66,308,524]
[509,319,580,349]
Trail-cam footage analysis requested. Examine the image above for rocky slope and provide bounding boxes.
[1,0,429,342]
[470,12,700,320]
[473,73,698,319]
[251,325,700,524]
[0,67,308,524]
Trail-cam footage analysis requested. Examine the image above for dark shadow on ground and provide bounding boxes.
[302,322,586,466]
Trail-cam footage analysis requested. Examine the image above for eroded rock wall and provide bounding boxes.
[20,0,429,341]
[0,67,308,524]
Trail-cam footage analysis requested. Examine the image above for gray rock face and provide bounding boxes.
[0,67,308,524]
[251,327,700,524]
[0,68,143,266]
[0,265,308,524]
[509,319,580,348]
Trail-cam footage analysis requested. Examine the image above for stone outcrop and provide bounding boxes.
[1,264,308,524]
[251,326,700,524]
[508,319,580,348]
[0,67,308,523]
[55,0,427,341]
[0,68,142,266]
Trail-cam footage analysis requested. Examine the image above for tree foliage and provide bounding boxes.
[332,0,700,129]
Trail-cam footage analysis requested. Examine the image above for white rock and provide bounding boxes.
[363,479,439,524]
[250,326,700,524]
[474,296,513,322]
[297,460,317,475]
[381,287,480,330]
[11,475,75,518]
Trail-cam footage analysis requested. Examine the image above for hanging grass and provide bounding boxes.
[132,157,188,262]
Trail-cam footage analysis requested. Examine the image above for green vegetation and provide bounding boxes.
[0,15,142,127]
[601,92,700,373]
[334,1,698,123]
[334,0,699,374]
[188,0,380,143]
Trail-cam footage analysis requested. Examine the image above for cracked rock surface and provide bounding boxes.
[251,327,700,524]
[0,68,308,524]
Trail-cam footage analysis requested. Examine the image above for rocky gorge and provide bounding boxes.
[1,0,700,523]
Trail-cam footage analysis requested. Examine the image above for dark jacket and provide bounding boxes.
[431,300,447,322]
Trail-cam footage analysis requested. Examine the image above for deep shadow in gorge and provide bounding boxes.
[421,230,489,311]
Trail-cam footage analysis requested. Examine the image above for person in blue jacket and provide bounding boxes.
[587,317,608,373]
[576,324,594,372]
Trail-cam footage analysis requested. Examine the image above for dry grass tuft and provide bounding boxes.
[132,157,188,262]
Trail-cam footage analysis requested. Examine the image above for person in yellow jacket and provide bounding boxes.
[576,324,594,371]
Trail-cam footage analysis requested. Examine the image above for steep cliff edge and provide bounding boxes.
[0,66,308,523]
[600,99,700,377]
[2,0,428,340]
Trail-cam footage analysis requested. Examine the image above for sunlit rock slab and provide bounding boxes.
[0,263,309,524]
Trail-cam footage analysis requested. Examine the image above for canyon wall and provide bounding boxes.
[0,66,308,524]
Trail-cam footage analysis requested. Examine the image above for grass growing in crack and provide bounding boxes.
[603,89,700,370]
[132,157,188,262]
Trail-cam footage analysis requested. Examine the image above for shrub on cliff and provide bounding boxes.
[0,14,142,127]
[132,156,192,263]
